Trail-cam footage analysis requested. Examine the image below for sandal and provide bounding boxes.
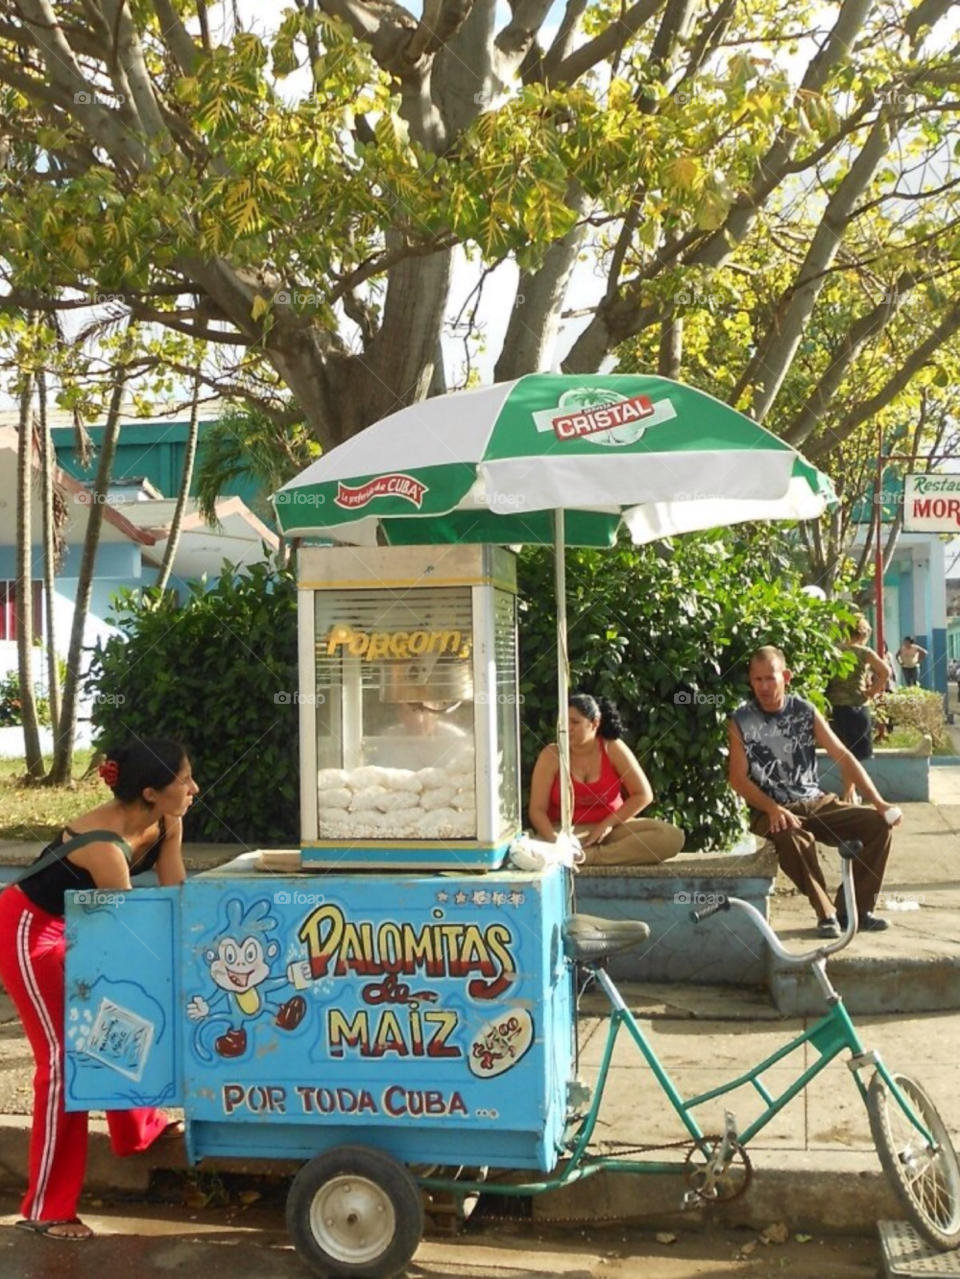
[16,1217,94,1241]
[156,1119,185,1142]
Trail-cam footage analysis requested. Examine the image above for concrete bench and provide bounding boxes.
[817,743,930,802]
[573,841,778,986]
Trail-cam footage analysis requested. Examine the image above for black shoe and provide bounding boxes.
[817,916,841,938]
[836,912,890,933]
[859,912,890,932]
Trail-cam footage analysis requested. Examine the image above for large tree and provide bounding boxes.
[0,0,958,476]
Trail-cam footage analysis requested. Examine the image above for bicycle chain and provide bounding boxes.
[451,1137,716,1226]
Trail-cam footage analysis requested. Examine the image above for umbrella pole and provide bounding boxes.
[555,511,572,836]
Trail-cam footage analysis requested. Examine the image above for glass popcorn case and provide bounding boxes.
[297,545,521,870]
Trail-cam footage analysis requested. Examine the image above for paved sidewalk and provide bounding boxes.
[1,782,959,1234]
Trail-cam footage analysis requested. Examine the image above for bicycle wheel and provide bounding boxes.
[867,1071,960,1250]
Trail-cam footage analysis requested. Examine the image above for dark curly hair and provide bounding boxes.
[569,692,624,740]
[102,738,188,805]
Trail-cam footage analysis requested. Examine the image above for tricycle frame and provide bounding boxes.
[420,855,944,1221]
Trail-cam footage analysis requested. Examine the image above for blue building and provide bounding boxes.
[0,410,278,756]
[851,476,947,695]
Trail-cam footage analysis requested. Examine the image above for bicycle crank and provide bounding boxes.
[682,1124,753,1205]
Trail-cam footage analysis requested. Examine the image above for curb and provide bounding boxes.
[532,1150,897,1235]
[0,1117,302,1196]
[0,1118,895,1235]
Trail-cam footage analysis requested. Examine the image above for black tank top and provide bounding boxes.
[18,819,167,917]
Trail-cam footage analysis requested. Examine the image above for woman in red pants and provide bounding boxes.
[0,738,199,1240]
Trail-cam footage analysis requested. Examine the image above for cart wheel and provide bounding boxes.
[286,1144,424,1279]
[867,1071,960,1250]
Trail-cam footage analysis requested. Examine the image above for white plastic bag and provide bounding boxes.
[508,832,584,872]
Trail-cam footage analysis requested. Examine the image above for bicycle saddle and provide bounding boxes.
[562,913,650,963]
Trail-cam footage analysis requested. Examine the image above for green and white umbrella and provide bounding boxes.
[275,373,835,831]
[275,373,834,545]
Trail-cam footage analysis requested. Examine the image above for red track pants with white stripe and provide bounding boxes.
[0,885,170,1222]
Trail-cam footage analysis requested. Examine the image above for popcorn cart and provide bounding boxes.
[65,541,574,1279]
[64,377,838,1279]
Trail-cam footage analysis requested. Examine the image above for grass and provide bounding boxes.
[0,750,101,842]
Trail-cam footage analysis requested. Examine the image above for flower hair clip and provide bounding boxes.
[98,759,120,786]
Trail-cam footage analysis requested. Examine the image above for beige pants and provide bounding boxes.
[554,818,685,867]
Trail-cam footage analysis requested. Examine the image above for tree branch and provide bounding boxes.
[562,0,878,370]
[807,302,960,460]
[541,0,586,82]
[128,305,254,344]
[100,0,168,139]
[739,111,898,422]
[782,273,919,448]
[150,0,199,75]
[494,0,553,62]
[407,0,475,62]
[14,0,149,168]
[553,0,664,84]
[315,0,419,75]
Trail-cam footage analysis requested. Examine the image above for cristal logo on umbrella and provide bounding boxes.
[335,474,427,509]
[531,387,676,445]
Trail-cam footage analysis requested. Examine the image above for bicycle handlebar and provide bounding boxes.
[690,899,731,923]
[690,838,863,967]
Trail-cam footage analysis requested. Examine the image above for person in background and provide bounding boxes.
[729,647,899,939]
[0,738,199,1241]
[380,699,471,770]
[528,692,685,865]
[883,643,898,693]
[897,637,927,687]
[825,615,888,802]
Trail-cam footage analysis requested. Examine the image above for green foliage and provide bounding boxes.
[195,404,317,526]
[0,670,51,728]
[85,562,299,844]
[81,529,851,851]
[876,687,948,749]
[517,530,852,850]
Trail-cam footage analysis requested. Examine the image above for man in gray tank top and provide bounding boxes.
[729,646,899,938]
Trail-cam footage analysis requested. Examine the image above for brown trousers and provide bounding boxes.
[749,795,891,921]
[554,817,685,867]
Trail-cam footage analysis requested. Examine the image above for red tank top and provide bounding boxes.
[547,739,624,826]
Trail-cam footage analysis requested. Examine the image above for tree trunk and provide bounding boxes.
[155,368,201,591]
[356,248,454,428]
[495,186,592,381]
[48,357,128,784]
[658,317,683,378]
[38,369,61,736]
[15,361,44,779]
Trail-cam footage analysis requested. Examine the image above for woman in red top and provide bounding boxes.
[528,693,684,865]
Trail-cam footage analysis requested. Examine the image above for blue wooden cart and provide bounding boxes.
[64,855,573,1276]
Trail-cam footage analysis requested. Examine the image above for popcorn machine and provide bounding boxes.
[296,545,522,871]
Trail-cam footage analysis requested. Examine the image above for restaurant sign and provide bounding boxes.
[903,475,960,532]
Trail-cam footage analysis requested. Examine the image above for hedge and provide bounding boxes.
[88,532,851,848]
